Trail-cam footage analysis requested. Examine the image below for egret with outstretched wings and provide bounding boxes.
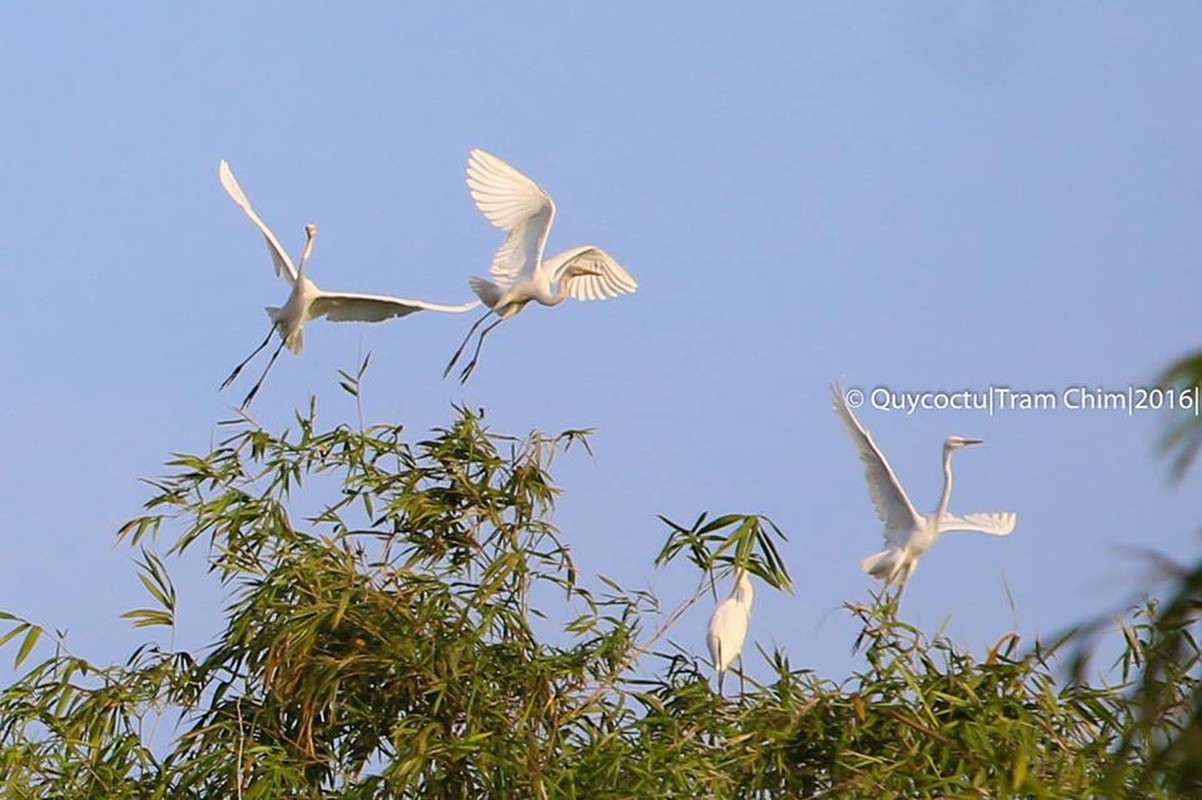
[832,385,1016,591]
[444,149,638,382]
[218,160,479,406]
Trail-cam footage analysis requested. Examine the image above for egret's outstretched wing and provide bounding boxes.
[466,148,555,283]
[832,385,922,543]
[542,246,638,301]
[939,512,1017,536]
[218,160,297,285]
[311,292,481,323]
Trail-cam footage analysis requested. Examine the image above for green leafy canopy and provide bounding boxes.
[0,363,1199,798]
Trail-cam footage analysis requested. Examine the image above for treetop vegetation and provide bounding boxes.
[2,359,1202,798]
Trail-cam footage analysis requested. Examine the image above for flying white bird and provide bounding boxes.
[707,568,754,695]
[832,385,1017,592]
[443,148,638,382]
[218,160,480,407]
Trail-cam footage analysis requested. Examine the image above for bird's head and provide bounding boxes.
[944,435,983,453]
[297,224,318,277]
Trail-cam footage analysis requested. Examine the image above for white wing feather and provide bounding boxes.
[832,385,922,544]
[310,293,481,323]
[218,160,297,285]
[466,149,555,283]
[542,246,639,301]
[939,512,1017,536]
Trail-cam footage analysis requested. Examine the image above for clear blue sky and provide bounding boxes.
[1,3,1200,684]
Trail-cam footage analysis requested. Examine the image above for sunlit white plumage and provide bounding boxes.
[706,569,754,694]
[444,148,638,382]
[832,385,1017,591]
[218,160,479,406]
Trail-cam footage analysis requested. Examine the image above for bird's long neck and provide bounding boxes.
[297,225,316,282]
[732,570,754,607]
[934,447,955,520]
[540,279,571,307]
[540,269,593,307]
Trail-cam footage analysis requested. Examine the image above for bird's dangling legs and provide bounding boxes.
[737,656,746,699]
[875,580,907,616]
[443,308,493,379]
[240,339,287,409]
[220,325,276,391]
[714,640,727,697]
[457,317,505,383]
[887,561,914,605]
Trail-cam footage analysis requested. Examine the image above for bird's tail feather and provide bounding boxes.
[264,307,302,355]
[861,549,902,581]
[468,276,503,308]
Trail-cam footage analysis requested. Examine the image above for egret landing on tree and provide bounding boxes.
[444,148,638,383]
[218,160,480,407]
[831,384,1017,594]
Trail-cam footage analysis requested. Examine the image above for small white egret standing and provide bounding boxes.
[832,385,1017,592]
[218,160,480,407]
[443,148,638,382]
[707,568,754,695]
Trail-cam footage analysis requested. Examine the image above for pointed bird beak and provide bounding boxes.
[963,438,983,446]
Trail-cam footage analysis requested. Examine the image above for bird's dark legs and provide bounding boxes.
[240,339,286,409]
[879,578,907,611]
[457,317,505,383]
[443,309,492,379]
[737,655,745,698]
[220,325,276,390]
[891,562,914,604]
[714,640,727,697]
[876,558,911,607]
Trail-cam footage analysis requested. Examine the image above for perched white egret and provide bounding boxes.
[831,385,1017,591]
[707,568,754,694]
[218,160,480,407]
[443,148,638,382]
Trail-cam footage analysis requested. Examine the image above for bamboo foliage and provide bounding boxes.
[0,393,1197,797]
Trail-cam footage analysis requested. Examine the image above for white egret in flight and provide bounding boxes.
[218,160,480,407]
[832,385,1017,591]
[707,568,754,695]
[443,148,638,382]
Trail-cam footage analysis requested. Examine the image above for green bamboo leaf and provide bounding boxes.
[138,572,171,610]
[121,608,174,629]
[14,625,40,667]
[0,621,29,649]
[697,513,745,535]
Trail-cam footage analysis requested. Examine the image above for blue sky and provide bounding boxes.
[1,3,1200,684]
